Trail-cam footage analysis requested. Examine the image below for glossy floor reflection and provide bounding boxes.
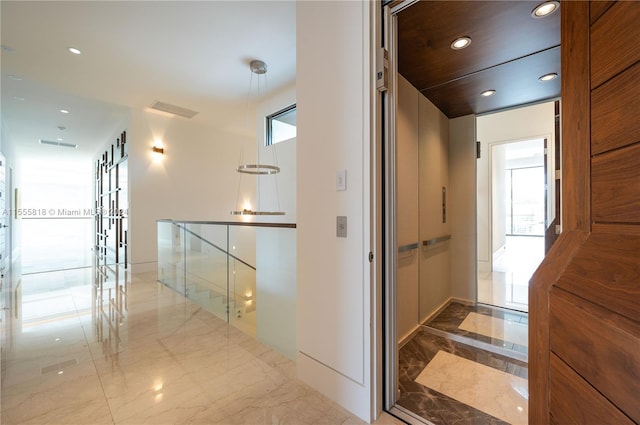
[478,236,544,312]
[1,266,400,425]
[397,302,528,425]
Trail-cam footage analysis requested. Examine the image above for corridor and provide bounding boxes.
[0,266,399,425]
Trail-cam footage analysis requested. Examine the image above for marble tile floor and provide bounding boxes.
[1,267,402,425]
[477,236,545,313]
[477,272,528,313]
[396,303,529,425]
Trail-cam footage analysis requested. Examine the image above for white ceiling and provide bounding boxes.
[1,1,296,164]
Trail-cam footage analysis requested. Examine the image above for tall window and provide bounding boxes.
[20,159,93,273]
[266,104,296,146]
[505,166,545,236]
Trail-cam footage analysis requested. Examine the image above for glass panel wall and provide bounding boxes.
[157,220,295,358]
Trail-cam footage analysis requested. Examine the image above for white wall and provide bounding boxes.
[491,144,507,254]
[476,102,555,272]
[257,83,297,222]
[125,84,297,272]
[127,109,255,271]
[297,1,375,421]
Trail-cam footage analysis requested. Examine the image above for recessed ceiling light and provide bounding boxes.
[451,36,472,50]
[539,72,558,81]
[531,1,559,18]
[13,96,25,101]
[68,47,81,55]
[481,89,496,97]
[60,109,69,114]
[8,74,22,81]
[57,137,64,141]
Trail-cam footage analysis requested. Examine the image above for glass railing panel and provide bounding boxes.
[255,227,296,359]
[228,226,257,336]
[157,221,184,295]
[184,223,229,322]
[156,220,297,360]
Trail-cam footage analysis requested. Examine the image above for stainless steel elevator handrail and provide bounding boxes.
[422,235,451,246]
[397,242,419,253]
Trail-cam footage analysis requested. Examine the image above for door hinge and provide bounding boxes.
[368,252,374,263]
[555,170,561,180]
[376,48,389,92]
[555,224,561,234]
[476,141,481,159]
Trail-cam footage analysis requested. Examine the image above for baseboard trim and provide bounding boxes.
[450,296,475,306]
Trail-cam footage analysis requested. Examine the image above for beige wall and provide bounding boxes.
[396,75,420,341]
[418,89,451,322]
[449,115,477,302]
[396,75,452,338]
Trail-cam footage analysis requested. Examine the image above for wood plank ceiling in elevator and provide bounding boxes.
[397,1,561,118]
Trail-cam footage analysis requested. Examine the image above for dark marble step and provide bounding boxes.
[422,302,528,361]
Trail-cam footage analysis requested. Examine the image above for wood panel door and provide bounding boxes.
[530,1,640,423]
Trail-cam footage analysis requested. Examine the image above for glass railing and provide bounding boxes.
[157,219,296,358]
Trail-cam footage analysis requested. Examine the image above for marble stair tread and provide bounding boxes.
[423,302,528,360]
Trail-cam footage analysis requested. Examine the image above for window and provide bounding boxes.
[266,104,296,146]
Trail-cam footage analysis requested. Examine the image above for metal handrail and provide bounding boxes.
[173,223,256,271]
[398,242,419,253]
[158,219,295,229]
[422,235,451,246]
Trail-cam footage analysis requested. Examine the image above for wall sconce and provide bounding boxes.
[152,143,164,162]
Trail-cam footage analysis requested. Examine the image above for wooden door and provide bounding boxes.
[530,1,640,423]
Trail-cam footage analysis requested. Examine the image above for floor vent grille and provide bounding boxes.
[40,358,78,375]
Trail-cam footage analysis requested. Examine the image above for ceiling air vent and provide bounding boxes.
[39,139,78,149]
[150,100,198,118]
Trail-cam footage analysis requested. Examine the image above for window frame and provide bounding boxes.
[265,103,297,146]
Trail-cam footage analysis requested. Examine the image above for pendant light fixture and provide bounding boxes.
[232,60,285,216]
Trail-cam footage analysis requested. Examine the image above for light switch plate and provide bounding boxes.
[336,170,346,191]
[337,216,347,238]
